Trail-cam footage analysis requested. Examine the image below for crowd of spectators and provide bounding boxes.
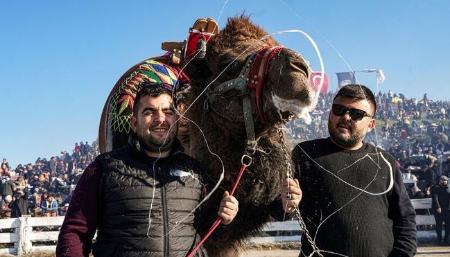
[287,90,450,199]
[0,141,99,218]
[1,90,449,219]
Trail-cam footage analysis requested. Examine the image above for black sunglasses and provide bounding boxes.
[331,104,373,121]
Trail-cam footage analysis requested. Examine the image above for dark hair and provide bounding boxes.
[133,81,175,115]
[334,84,377,115]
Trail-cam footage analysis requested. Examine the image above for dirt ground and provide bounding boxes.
[0,246,448,257]
[242,246,450,257]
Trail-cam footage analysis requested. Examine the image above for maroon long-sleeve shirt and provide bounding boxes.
[56,162,101,257]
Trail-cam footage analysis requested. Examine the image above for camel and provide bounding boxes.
[99,15,316,257]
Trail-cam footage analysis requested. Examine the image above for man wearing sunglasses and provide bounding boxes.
[281,84,416,257]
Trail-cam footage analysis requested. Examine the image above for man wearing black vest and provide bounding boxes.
[56,82,239,257]
[281,84,416,257]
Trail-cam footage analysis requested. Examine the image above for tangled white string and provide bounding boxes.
[313,165,380,243]
[297,140,393,195]
[145,46,206,235]
[217,0,230,25]
[166,115,225,236]
[146,160,157,236]
[278,0,355,73]
[268,5,394,256]
[144,9,378,256]
[262,29,325,119]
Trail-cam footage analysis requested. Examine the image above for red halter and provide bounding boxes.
[246,46,284,123]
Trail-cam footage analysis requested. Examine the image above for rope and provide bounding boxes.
[186,155,252,257]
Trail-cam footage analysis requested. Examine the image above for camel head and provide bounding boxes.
[184,15,316,144]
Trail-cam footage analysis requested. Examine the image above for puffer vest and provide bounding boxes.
[92,145,207,257]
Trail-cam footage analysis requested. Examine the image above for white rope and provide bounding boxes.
[296,145,394,196]
[261,29,325,120]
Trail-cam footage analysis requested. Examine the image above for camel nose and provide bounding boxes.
[269,48,312,103]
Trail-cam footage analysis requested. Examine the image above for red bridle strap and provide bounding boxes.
[246,46,284,123]
[186,155,252,257]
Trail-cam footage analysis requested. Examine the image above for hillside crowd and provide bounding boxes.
[0,142,99,218]
[1,90,449,218]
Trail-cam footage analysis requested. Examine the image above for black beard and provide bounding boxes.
[137,135,175,154]
[329,130,359,148]
[328,122,360,148]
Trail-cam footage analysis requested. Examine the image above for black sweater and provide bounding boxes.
[293,138,416,257]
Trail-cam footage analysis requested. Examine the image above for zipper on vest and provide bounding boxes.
[161,180,169,257]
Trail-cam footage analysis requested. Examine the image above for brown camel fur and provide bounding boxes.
[182,15,315,256]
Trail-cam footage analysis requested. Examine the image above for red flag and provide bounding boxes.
[310,71,329,95]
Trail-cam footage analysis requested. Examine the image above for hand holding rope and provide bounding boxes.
[186,154,252,257]
[282,178,324,257]
[281,177,302,214]
[278,130,324,257]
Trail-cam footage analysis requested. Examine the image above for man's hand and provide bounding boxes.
[436,207,442,214]
[281,178,302,213]
[218,191,239,225]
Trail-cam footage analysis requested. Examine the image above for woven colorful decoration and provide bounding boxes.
[107,58,180,134]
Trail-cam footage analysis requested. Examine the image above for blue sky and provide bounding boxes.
[1,0,449,167]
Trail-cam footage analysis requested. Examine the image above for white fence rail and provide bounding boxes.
[0,216,64,255]
[0,199,434,255]
[411,198,435,227]
[248,220,301,245]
